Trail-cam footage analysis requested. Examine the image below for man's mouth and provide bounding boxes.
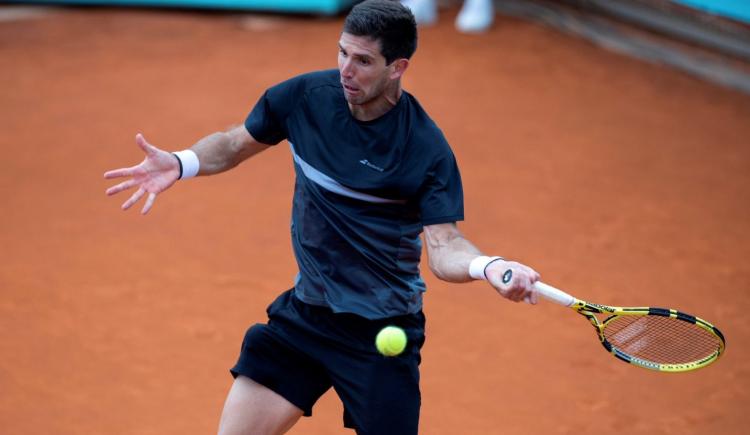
[342,82,359,93]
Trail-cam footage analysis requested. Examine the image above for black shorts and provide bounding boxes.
[230,288,426,435]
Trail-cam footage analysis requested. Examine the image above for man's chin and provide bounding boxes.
[344,95,365,106]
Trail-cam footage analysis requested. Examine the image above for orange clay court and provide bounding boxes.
[0,4,749,435]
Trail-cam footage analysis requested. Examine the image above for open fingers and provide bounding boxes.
[121,187,145,210]
[105,134,155,179]
[141,192,157,214]
[104,166,139,180]
[135,133,158,156]
[106,178,139,196]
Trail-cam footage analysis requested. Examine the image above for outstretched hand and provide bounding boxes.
[104,133,180,214]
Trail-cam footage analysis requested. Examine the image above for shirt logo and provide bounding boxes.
[359,159,385,172]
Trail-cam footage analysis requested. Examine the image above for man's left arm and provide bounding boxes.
[423,223,540,303]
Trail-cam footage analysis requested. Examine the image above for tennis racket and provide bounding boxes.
[533,282,726,372]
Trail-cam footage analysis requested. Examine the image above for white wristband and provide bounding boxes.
[173,150,200,179]
[469,256,504,280]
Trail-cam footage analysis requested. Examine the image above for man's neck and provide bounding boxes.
[349,84,402,122]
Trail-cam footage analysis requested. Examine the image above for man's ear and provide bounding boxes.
[389,58,410,80]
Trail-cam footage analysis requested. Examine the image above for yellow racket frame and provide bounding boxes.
[535,282,726,373]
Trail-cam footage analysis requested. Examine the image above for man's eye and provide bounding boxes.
[360,58,370,65]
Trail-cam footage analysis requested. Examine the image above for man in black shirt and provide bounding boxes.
[105,1,540,434]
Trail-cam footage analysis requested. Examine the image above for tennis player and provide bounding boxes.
[105,1,540,433]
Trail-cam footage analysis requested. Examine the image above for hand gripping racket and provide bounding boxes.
[533,282,726,372]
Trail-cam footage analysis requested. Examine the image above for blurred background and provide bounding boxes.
[1,1,749,434]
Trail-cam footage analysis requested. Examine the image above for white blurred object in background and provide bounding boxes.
[401,0,438,25]
[456,0,494,33]
[401,0,495,32]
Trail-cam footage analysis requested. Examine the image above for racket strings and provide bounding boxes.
[602,315,720,364]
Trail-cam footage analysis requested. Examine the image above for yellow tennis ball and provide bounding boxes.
[375,326,407,357]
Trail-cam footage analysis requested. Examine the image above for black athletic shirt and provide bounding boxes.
[245,69,463,319]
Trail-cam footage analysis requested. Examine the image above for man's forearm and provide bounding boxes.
[424,224,482,283]
[191,127,269,176]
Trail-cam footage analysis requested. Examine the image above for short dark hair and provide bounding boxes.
[343,0,418,65]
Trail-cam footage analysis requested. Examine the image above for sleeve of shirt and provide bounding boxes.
[418,150,465,226]
[244,75,306,145]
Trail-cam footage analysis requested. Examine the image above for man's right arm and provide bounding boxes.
[192,125,270,176]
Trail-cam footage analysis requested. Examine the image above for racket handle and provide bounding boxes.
[534,282,576,307]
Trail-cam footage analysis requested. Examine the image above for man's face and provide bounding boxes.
[338,32,393,106]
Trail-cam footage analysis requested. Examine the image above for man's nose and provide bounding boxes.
[341,59,354,78]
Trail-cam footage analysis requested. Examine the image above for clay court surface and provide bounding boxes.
[1,4,749,434]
